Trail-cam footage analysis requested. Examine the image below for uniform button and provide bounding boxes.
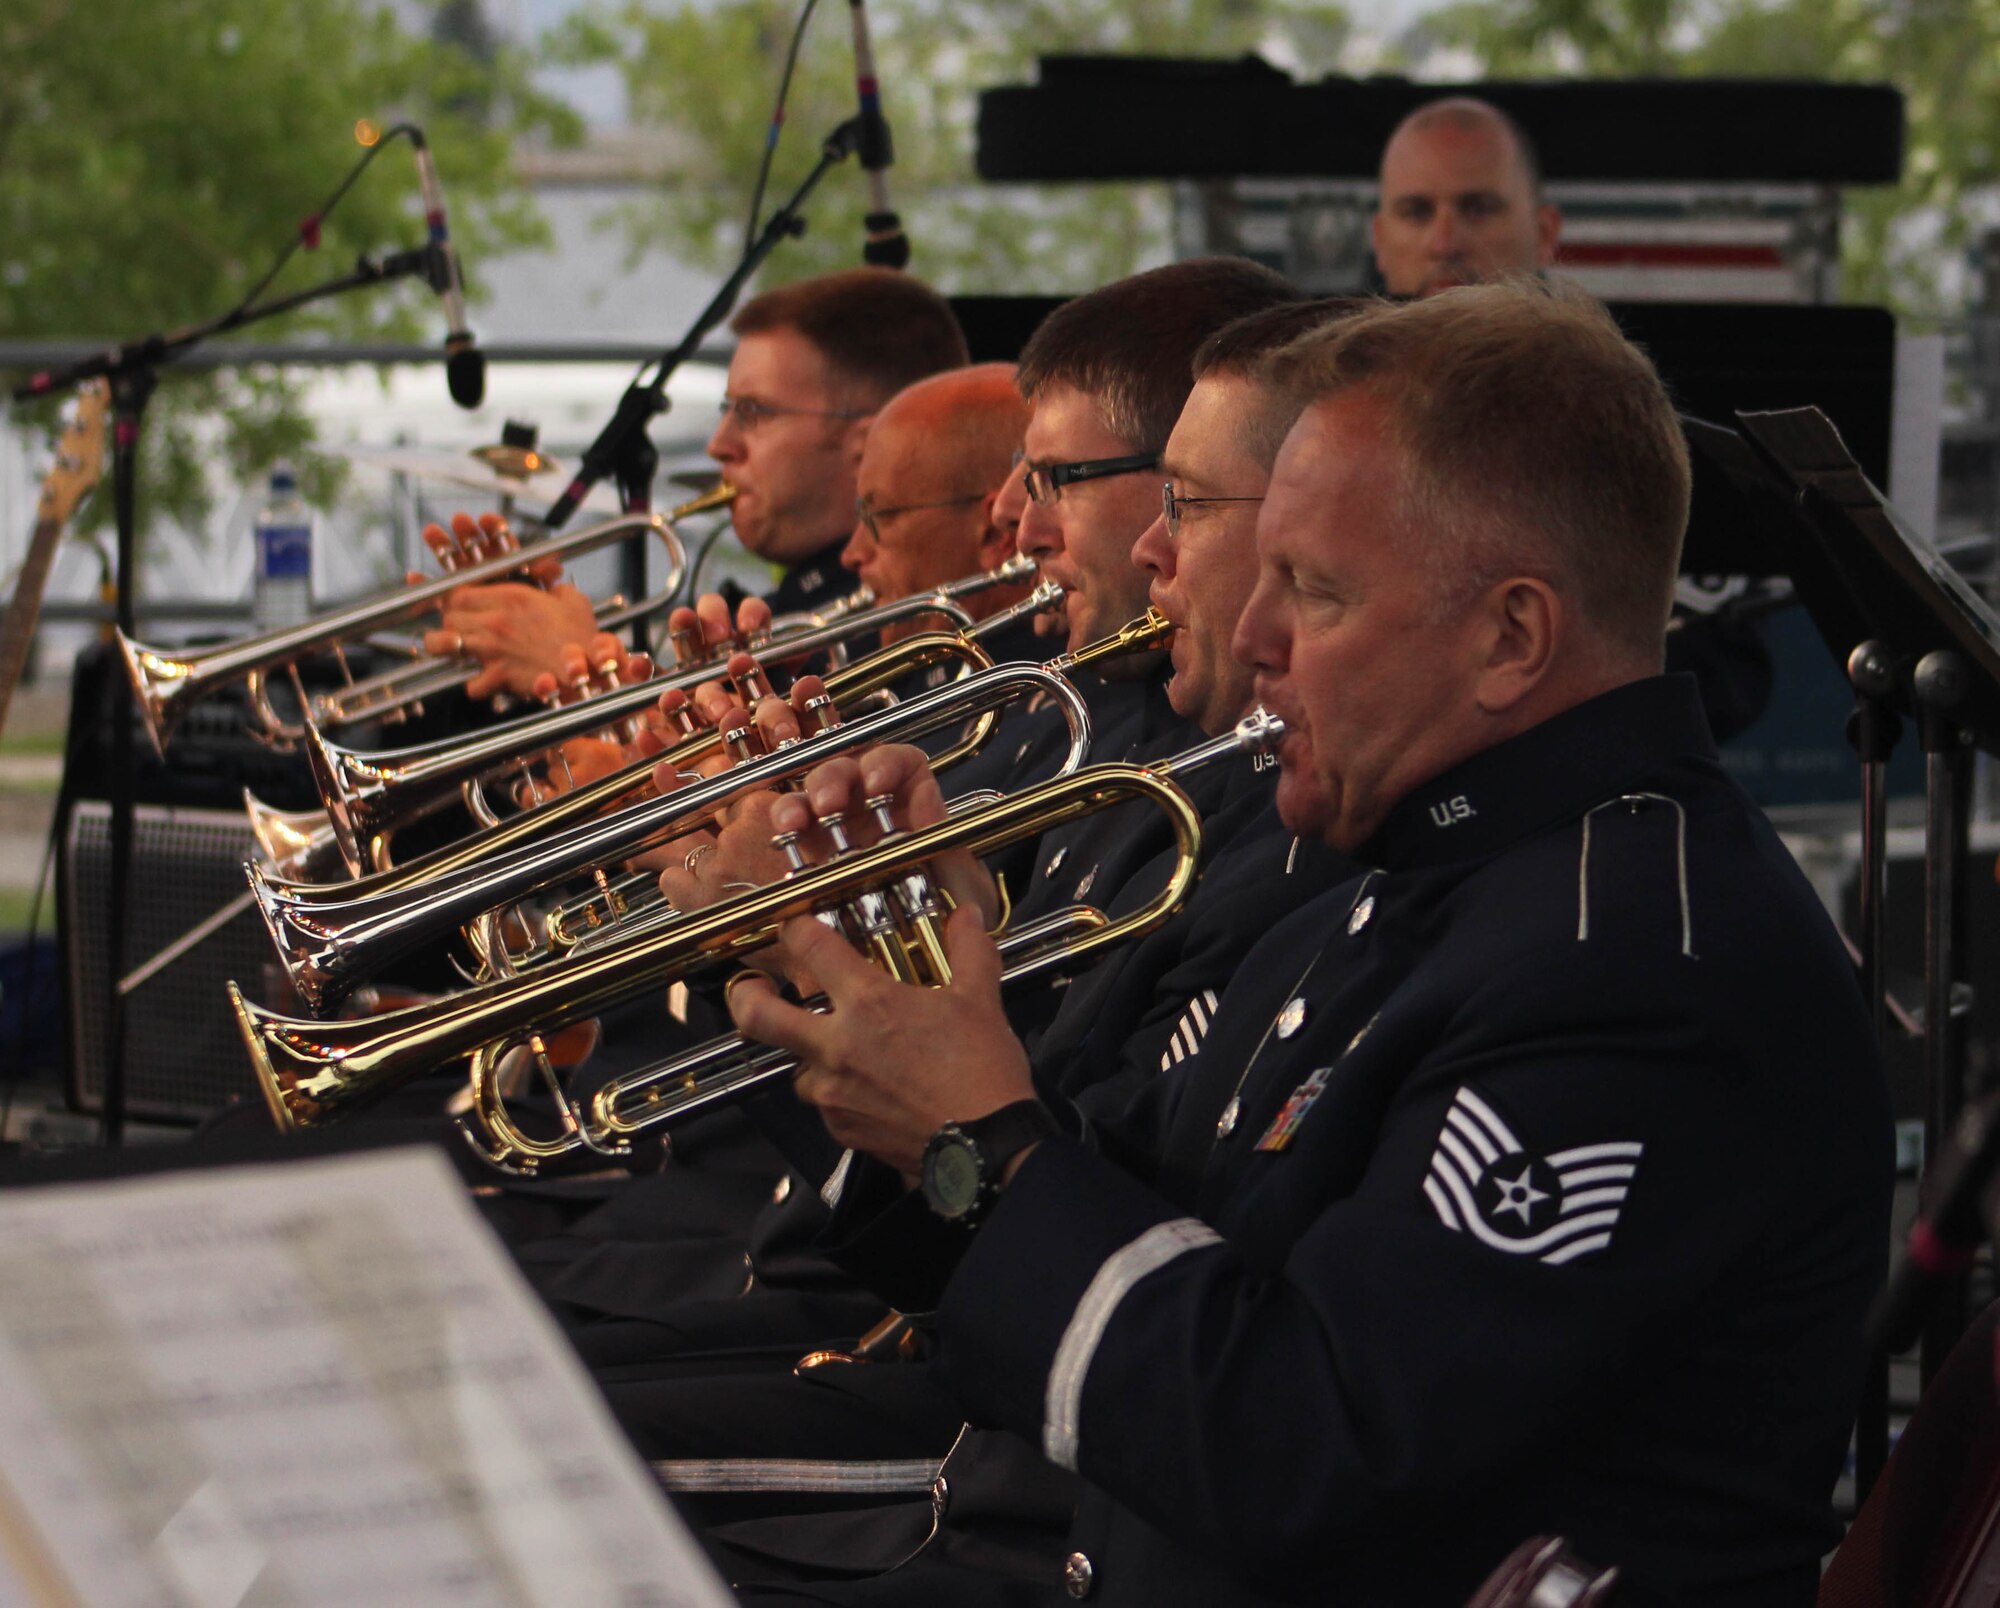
[1347,894,1375,935]
[1074,866,1097,899]
[1063,1551,1095,1598]
[930,1474,950,1520]
[772,1174,792,1204]
[1275,998,1307,1039]
[1045,846,1068,879]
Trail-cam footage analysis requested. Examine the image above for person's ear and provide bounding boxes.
[1470,576,1561,715]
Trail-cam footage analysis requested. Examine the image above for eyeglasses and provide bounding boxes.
[1019,451,1158,506]
[1162,480,1264,538]
[855,492,985,541]
[718,395,868,432]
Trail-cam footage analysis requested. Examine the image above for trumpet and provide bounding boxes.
[234,709,1285,1164]
[303,556,1048,875]
[255,609,1168,1010]
[117,501,706,757]
[255,648,1096,1012]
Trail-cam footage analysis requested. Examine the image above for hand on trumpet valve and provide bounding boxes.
[665,593,773,669]
[529,632,651,710]
[726,828,1032,1179]
[640,673,826,895]
[770,743,998,928]
[412,513,596,701]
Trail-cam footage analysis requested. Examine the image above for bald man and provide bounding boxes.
[842,363,1033,641]
[1373,95,1562,297]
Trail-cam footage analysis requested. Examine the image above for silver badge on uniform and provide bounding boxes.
[1421,1085,1644,1265]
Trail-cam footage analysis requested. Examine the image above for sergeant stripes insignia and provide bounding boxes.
[1421,1086,1643,1265]
[1160,990,1222,1071]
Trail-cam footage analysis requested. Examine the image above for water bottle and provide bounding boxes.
[252,461,314,629]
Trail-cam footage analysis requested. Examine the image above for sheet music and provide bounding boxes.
[0,1146,732,1608]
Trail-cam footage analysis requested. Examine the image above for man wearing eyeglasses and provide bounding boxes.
[841,363,1035,650]
[512,261,1297,1361]
[707,268,970,620]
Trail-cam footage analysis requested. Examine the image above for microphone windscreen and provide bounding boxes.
[447,346,487,410]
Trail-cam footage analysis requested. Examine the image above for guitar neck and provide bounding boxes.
[0,510,70,743]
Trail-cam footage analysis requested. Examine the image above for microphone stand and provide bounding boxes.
[8,246,443,1146]
[1845,640,1901,1500]
[541,115,865,619]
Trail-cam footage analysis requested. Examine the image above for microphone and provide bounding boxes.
[407,126,486,409]
[846,0,909,270]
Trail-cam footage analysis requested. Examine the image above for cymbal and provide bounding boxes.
[341,445,626,517]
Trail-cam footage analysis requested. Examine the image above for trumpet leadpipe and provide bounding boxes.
[255,655,1090,1013]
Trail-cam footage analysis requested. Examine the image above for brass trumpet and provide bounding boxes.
[254,608,1166,1010]
[117,502,705,757]
[303,556,1047,875]
[233,709,1285,1162]
[308,481,736,731]
[254,647,1096,1013]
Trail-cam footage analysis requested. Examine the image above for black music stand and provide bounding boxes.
[1726,408,2000,1400]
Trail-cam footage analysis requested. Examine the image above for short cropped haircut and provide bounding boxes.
[1015,257,1299,454]
[1263,279,1689,659]
[1193,298,1360,468]
[732,269,969,409]
[1390,95,1546,200]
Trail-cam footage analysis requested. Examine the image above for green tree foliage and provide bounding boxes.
[1418,0,2000,314]
[553,0,1349,295]
[0,0,579,538]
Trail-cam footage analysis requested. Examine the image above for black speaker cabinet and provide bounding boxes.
[62,802,270,1121]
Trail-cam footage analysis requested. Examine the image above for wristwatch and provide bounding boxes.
[919,1099,1061,1228]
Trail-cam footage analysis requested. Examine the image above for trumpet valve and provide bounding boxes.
[657,688,700,738]
[669,620,705,668]
[816,811,852,857]
[803,691,839,735]
[722,716,763,766]
[864,793,899,838]
[730,655,775,706]
[771,830,808,874]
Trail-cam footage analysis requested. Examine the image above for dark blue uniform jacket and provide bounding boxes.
[833,675,1892,1606]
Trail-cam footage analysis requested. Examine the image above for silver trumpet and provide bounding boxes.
[302,556,1046,876]
[232,709,1285,1170]
[253,649,1099,1014]
[117,504,701,757]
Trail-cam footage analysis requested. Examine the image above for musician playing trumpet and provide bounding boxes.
[724,282,1892,1605]
[409,268,968,709]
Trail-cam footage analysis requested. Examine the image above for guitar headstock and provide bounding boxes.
[36,378,109,530]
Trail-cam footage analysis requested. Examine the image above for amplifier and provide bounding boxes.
[62,802,271,1122]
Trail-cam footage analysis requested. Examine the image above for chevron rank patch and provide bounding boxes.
[1160,990,1221,1071]
[1422,1086,1643,1265]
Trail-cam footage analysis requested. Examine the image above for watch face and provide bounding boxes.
[929,1137,983,1216]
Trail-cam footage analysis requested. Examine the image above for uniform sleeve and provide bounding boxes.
[933,940,1886,1588]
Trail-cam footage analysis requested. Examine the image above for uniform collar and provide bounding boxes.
[1354,674,1716,872]
[768,540,862,615]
